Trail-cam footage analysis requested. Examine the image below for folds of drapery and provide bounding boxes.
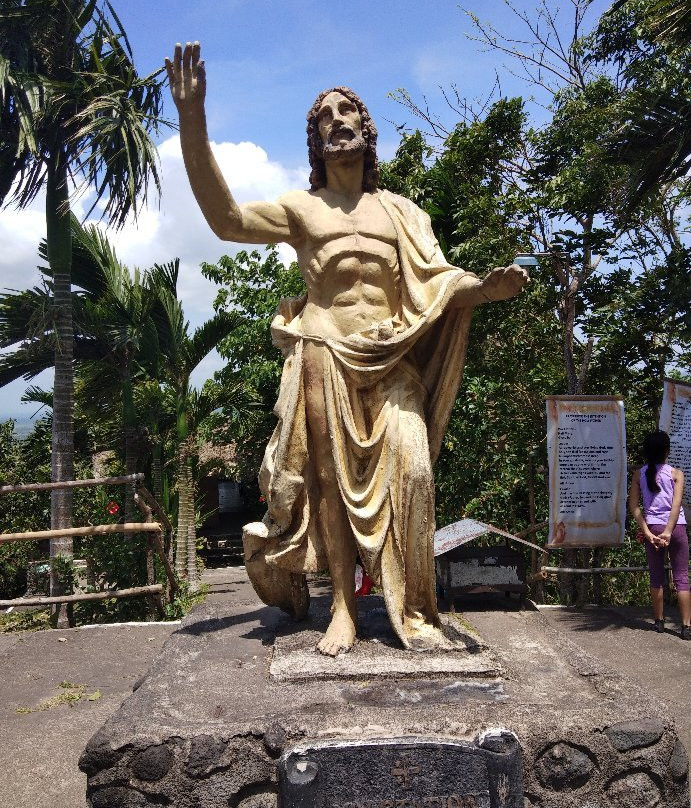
[243,190,476,644]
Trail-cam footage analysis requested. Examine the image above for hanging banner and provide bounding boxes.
[659,378,691,511]
[546,396,627,547]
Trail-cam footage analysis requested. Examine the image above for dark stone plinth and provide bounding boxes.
[79,570,690,808]
[270,607,500,682]
[280,734,523,808]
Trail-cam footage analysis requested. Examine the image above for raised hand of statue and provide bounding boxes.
[164,42,206,114]
[480,264,529,303]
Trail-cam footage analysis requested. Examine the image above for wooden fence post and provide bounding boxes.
[528,458,539,602]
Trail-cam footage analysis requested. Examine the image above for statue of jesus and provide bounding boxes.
[165,42,528,655]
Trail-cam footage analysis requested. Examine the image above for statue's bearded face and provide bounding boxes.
[317,91,367,162]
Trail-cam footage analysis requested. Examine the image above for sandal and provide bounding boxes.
[681,625,691,641]
[654,619,665,633]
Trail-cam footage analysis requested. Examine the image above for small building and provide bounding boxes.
[196,441,253,566]
[434,519,529,609]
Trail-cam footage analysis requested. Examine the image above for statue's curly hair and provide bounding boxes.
[306,86,379,192]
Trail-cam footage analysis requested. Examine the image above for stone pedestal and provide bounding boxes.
[80,569,689,808]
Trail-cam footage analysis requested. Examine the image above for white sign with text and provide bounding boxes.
[546,396,626,547]
[659,378,691,511]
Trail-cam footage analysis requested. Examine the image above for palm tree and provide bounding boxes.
[0,226,251,588]
[150,263,245,589]
[0,217,164,510]
[0,0,165,619]
[69,223,161,497]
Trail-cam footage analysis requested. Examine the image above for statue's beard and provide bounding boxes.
[322,131,367,162]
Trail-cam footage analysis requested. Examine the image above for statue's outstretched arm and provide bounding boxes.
[165,43,299,246]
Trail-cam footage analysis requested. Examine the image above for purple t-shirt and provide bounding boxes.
[640,463,686,526]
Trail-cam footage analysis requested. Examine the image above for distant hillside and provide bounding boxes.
[3,419,34,440]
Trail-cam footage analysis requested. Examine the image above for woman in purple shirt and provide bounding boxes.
[629,430,689,639]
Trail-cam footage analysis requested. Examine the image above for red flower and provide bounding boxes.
[106,501,120,515]
[259,495,265,503]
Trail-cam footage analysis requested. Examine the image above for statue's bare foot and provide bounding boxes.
[317,608,356,656]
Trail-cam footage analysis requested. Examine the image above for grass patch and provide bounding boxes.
[0,608,51,634]
[15,680,101,714]
[165,581,209,620]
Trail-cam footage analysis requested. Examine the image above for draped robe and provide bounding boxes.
[242,190,476,648]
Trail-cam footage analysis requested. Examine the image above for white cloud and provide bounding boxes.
[0,136,309,417]
[93,135,308,326]
[0,199,46,293]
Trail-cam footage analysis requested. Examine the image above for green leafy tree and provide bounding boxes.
[0,420,47,598]
[379,111,565,532]
[201,247,305,498]
[390,0,689,604]
[589,0,691,215]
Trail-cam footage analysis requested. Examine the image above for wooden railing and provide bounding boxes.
[0,474,178,615]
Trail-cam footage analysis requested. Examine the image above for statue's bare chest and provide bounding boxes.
[297,193,398,248]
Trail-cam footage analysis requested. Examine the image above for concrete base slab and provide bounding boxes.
[270,601,500,682]
[80,569,690,808]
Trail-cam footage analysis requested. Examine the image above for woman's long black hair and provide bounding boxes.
[642,430,671,493]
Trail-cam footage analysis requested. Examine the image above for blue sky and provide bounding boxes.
[117,0,544,158]
[0,0,609,420]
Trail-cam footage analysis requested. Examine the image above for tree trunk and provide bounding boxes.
[122,371,138,522]
[175,442,188,579]
[527,458,541,603]
[152,443,164,503]
[560,260,583,606]
[563,286,578,397]
[592,547,603,605]
[575,337,594,394]
[574,549,589,606]
[123,425,139,521]
[47,154,74,629]
[185,455,198,591]
[151,444,171,563]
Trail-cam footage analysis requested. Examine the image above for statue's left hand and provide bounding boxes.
[480,264,529,302]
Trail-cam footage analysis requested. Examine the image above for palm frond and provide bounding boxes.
[21,384,52,407]
[0,285,53,348]
[0,0,169,223]
[149,279,186,367]
[610,93,691,214]
[204,378,258,423]
[185,311,242,376]
[75,358,122,414]
[0,341,53,385]
[149,260,179,295]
